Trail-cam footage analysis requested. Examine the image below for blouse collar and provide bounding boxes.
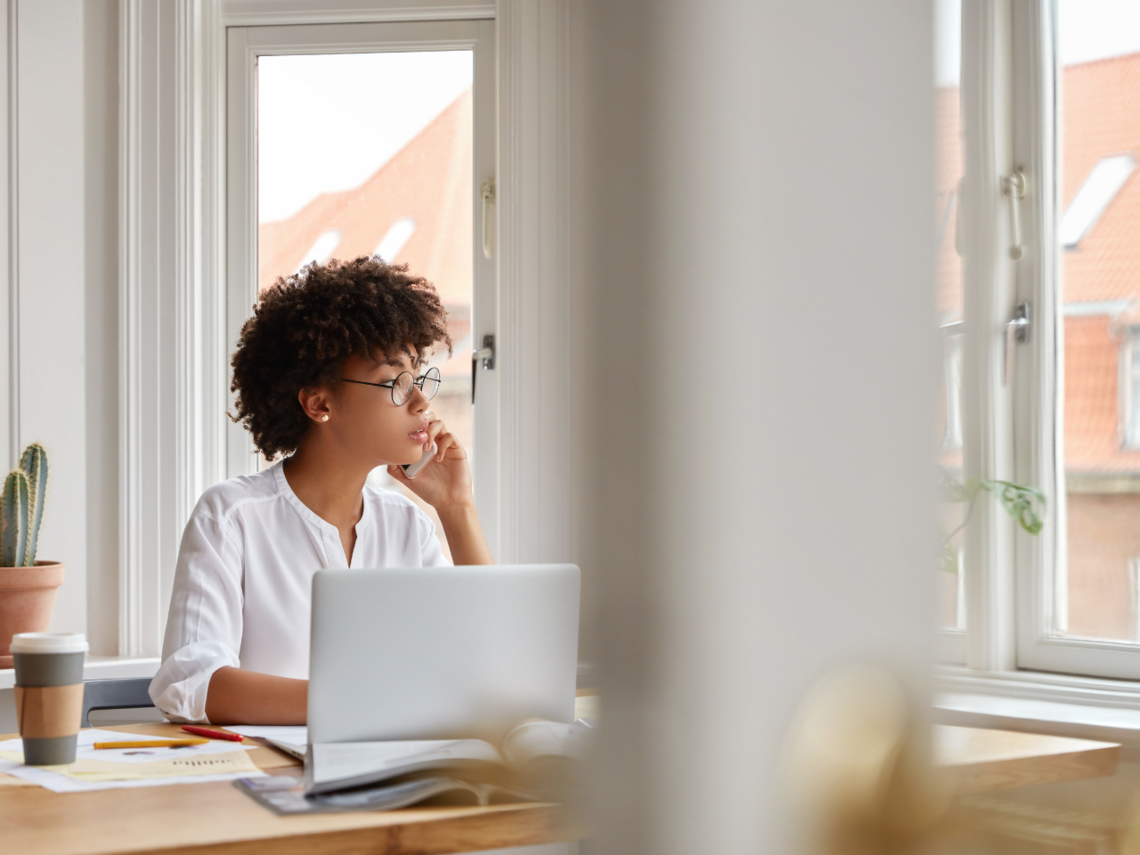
[271,459,374,536]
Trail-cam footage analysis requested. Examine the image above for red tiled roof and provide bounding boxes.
[1063,316,1140,472]
[258,90,473,376]
[1061,53,1140,472]
[1061,53,1140,308]
[937,53,1140,473]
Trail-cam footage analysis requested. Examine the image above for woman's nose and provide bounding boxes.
[408,387,429,412]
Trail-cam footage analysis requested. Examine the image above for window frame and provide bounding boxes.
[946,0,1140,682]
[937,0,1022,672]
[1009,0,1069,675]
[1121,327,1140,450]
[1009,0,1140,679]
[224,19,501,554]
[116,0,576,658]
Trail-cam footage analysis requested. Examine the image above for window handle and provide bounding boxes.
[471,334,495,404]
[481,181,496,260]
[1001,168,1028,260]
[1004,302,1030,387]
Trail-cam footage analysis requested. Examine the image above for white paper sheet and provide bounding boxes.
[0,729,265,793]
[0,730,258,763]
[225,725,308,758]
[225,725,308,743]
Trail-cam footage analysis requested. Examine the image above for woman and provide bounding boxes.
[149,256,491,724]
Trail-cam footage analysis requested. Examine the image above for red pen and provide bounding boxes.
[180,725,244,742]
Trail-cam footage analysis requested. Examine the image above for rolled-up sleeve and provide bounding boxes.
[416,507,451,567]
[149,514,244,723]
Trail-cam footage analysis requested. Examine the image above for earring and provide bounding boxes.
[321,414,330,422]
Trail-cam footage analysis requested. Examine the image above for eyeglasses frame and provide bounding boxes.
[339,366,442,406]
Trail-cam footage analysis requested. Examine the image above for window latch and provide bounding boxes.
[1003,302,1030,387]
[471,334,495,404]
[481,181,496,260]
[1001,168,1028,260]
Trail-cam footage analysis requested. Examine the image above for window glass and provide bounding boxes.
[936,0,966,630]
[257,52,474,560]
[1055,1,1140,640]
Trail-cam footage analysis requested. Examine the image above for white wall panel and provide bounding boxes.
[15,0,87,636]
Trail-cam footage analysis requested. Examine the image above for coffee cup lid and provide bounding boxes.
[10,632,89,654]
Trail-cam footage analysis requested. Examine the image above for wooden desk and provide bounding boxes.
[0,724,578,855]
[935,724,1121,793]
[0,722,1120,854]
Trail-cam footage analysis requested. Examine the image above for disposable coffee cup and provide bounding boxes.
[11,633,88,766]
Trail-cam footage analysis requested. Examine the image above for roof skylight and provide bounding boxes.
[1059,153,1136,248]
[374,218,417,262]
[295,230,342,272]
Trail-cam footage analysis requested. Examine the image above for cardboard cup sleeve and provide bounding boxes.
[14,684,85,739]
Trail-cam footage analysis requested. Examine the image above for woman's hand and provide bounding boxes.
[387,414,492,565]
[386,414,473,511]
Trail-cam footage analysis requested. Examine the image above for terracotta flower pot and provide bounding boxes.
[0,561,64,669]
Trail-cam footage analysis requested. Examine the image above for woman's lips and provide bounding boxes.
[409,428,429,443]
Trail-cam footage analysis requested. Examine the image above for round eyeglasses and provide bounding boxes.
[339,366,441,406]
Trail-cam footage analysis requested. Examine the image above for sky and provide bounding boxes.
[935,0,1140,87]
[258,51,472,224]
[259,7,1140,218]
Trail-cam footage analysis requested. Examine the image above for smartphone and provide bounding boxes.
[402,443,436,480]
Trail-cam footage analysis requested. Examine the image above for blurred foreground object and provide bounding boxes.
[784,665,949,855]
[573,0,936,852]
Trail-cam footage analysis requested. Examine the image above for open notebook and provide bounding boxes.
[226,726,308,760]
[223,693,600,764]
[226,720,597,814]
[231,720,597,811]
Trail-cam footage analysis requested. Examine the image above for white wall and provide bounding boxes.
[0,0,119,653]
[575,1,937,852]
[9,0,89,638]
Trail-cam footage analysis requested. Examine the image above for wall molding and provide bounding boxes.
[118,0,144,657]
[175,0,227,540]
[119,0,227,658]
[222,0,494,27]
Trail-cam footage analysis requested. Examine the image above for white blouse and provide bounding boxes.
[149,460,447,723]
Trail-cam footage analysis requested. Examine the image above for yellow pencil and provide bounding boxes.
[93,739,209,749]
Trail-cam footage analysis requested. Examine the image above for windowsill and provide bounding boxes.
[937,665,1140,750]
[0,656,160,691]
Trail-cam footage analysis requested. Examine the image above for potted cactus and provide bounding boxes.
[0,443,63,668]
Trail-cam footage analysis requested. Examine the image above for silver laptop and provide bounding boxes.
[308,564,580,745]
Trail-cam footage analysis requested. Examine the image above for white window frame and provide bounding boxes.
[941,0,1061,673]
[1009,0,1140,680]
[942,0,1140,689]
[936,0,1020,671]
[117,0,574,658]
[224,19,500,552]
[942,333,964,452]
[1120,327,1140,450]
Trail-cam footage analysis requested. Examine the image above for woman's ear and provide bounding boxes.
[297,386,332,424]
